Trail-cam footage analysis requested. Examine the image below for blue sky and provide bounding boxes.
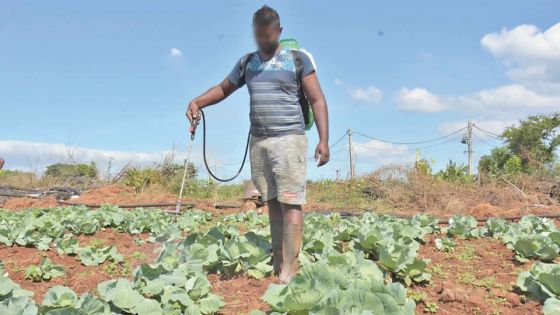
[1,1,559,180]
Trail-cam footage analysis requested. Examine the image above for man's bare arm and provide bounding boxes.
[302,72,330,166]
[186,78,238,126]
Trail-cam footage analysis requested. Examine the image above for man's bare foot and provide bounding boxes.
[278,264,297,284]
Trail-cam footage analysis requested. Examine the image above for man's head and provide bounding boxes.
[253,5,282,54]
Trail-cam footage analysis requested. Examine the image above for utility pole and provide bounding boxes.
[466,121,474,175]
[348,129,355,179]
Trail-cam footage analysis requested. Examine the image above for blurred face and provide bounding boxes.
[253,23,282,54]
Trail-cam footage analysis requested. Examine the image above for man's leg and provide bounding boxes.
[278,202,303,283]
[267,134,307,283]
[249,136,282,274]
[267,198,283,274]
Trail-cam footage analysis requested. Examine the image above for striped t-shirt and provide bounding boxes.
[227,48,315,137]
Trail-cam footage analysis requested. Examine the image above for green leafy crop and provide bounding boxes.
[517,262,560,315]
[25,258,65,282]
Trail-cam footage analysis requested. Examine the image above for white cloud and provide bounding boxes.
[481,23,560,93]
[439,119,517,136]
[396,23,560,117]
[0,140,199,175]
[397,84,560,115]
[396,87,447,112]
[336,80,383,104]
[353,140,413,165]
[348,86,384,104]
[169,48,182,57]
[481,24,560,62]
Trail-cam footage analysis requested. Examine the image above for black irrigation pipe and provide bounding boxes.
[0,192,42,198]
[57,200,195,209]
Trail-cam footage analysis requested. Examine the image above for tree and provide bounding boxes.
[478,112,560,175]
[502,112,560,169]
[479,148,533,176]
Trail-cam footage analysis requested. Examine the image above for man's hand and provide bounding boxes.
[185,78,238,135]
[186,102,201,134]
[314,141,330,167]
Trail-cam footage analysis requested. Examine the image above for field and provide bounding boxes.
[1,193,560,314]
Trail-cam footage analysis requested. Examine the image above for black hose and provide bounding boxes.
[199,109,251,182]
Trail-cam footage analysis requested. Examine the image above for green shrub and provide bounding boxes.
[45,162,98,180]
[435,160,472,183]
[121,167,163,192]
[121,163,197,193]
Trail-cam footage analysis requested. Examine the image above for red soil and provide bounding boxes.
[413,236,543,314]
[209,274,275,315]
[2,197,58,210]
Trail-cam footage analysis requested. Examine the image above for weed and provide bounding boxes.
[423,302,438,313]
[103,260,131,277]
[429,263,447,278]
[459,272,476,285]
[458,244,477,261]
[407,290,426,303]
[88,238,106,249]
[476,276,496,289]
[131,251,145,260]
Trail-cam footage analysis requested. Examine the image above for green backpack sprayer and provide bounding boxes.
[174,39,315,213]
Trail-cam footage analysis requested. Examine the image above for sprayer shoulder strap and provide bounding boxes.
[290,50,313,128]
[291,50,304,86]
[238,52,255,86]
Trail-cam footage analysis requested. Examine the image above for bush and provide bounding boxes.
[120,163,197,193]
[435,160,472,183]
[121,167,162,192]
[0,170,38,188]
[44,163,98,180]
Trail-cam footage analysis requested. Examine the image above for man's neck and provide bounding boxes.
[259,43,280,60]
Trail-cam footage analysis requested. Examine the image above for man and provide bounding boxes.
[186,5,329,283]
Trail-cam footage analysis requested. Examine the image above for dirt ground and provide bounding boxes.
[2,196,59,210]
[210,274,275,314]
[413,235,544,315]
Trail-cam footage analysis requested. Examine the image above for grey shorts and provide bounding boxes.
[250,134,307,205]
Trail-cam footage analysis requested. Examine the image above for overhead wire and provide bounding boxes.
[472,132,499,148]
[353,136,462,152]
[353,127,467,145]
[473,125,502,139]
[329,131,348,149]
[306,131,349,160]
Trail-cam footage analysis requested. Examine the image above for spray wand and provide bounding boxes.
[171,109,250,214]
[173,112,200,214]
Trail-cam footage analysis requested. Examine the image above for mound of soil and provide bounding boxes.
[68,184,177,206]
[1,197,58,210]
